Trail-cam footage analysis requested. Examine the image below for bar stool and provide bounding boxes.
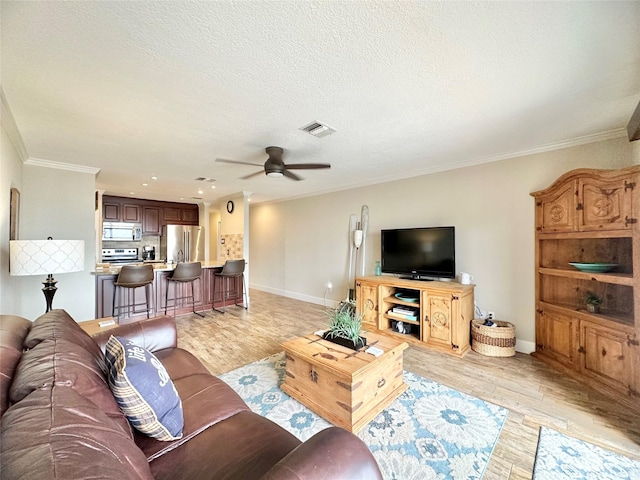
[212,259,248,313]
[112,264,155,321]
[165,262,204,318]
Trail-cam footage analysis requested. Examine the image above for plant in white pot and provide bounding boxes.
[323,301,367,350]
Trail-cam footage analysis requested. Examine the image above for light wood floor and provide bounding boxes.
[174,289,640,479]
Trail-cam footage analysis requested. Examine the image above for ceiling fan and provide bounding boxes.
[215,146,331,181]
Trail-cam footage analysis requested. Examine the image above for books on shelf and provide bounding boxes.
[388,306,418,321]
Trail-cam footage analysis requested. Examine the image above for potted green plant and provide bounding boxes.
[584,291,602,314]
[323,301,367,350]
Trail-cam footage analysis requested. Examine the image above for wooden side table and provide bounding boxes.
[79,317,118,336]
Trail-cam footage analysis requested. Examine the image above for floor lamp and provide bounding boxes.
[9,238,85,313]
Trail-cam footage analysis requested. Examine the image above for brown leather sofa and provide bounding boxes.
[0,310,382,479]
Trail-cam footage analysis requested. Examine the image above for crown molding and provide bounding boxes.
[25,157,101,175]
[253,128,629,206]
[1,88,29,161]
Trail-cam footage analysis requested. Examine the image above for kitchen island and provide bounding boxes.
[93,261,245,320]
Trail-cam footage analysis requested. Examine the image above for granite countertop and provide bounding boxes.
[92,261,225,275]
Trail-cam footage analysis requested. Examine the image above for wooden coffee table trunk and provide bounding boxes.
[281,332,408,433]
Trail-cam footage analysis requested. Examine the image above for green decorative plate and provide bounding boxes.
[395,292,419,303]
[568,262,618,273]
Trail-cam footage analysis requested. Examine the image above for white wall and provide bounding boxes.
[250,136,637,352]
[0,124,25,314]
[10,165,96,320]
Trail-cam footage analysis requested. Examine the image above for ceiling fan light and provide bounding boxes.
[267,171,283,178]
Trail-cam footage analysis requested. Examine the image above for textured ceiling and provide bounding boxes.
[2,1,639,205]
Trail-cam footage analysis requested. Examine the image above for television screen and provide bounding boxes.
[381,227,455,279]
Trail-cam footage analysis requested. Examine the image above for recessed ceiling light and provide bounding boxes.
[197,189,203,195]
[150,176,158,180]
[142,183,148,187]
[129,192,135,195]
[211,185,216,189]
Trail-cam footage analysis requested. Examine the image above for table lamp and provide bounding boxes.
[9,238,85,313]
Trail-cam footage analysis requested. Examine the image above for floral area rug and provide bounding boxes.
[219,352,508,480]
[533,427,640,480]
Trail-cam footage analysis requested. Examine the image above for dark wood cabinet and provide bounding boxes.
[95,274,153,319]
[162,205,198,225]
[102,195,199,229]
[142,207,161,235]
[103,202,120,221]
[122,203,141,223]
[163,207,181,223]
[181,207,199,224]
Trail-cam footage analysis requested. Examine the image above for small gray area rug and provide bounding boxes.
[533,426,640,480]
[220,352,508,479]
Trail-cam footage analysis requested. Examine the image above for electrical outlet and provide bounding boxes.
[326,281,332,292]
[487,311,495,320]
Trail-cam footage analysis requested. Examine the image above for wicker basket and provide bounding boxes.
[471,319,516,357]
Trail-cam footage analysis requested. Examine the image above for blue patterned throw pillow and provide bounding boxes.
[105,336,183,441]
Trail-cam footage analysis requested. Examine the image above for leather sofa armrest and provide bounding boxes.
[260,427,383,480]
[91,316,177,353]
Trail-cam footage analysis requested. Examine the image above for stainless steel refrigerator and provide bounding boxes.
[160,225,204,263]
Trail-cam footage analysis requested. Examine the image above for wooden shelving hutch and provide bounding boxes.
[531,166,640,401]
[355,276,474,357]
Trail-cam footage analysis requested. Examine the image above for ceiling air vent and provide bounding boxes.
[299,121,337,138]
[195,177,216,182]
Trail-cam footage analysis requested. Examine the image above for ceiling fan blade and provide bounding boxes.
[284,163,331,170]
[240,170,265,180]
[215,158,264,167]
[283,170,303,181]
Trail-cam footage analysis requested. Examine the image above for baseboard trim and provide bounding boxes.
[249,283,339,309]
[516,339,535,354]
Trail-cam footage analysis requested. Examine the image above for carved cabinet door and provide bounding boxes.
[578,177,634,231]
[536,181,577,233]
[356,281,378,327]
[423,292,452,346]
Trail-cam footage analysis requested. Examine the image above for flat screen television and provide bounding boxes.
[381,226,455,280]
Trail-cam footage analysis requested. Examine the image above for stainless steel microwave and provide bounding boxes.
[102,222,142,242]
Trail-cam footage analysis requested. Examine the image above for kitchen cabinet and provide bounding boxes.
[531,166,640,401]
[181,207,199,224]
[355,276,474,357]
[163,207,181,223]
[163,205,199,225]
[142,207,161,235]
[103,202,120,222]
[96,274,153,318]
[102,196,199,229]
[122,203,141,223]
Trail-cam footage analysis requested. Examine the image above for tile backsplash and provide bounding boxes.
[220,233,243,262]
